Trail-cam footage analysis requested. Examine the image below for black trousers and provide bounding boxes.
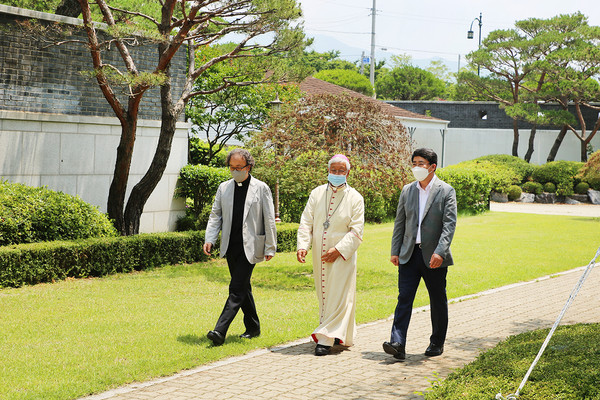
[213,246,260,335]
[390,245,448,347]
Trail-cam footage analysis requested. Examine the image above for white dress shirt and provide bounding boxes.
[416,174,437,244]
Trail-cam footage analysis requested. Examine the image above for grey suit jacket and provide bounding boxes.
[204,176,277,264]
[390,176,457,268]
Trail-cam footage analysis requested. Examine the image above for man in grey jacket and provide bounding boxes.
[203,149,277,346]
[383,148,457,360]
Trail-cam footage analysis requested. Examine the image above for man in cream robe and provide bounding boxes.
[297,154,364,356]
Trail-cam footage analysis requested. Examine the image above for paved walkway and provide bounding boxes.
[83,204,600,400]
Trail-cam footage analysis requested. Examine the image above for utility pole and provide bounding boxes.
[360,51,365,75]
[370,0,376,97]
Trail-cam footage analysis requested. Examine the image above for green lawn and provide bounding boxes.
[1,212,599,399]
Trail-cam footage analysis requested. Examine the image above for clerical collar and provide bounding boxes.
[236,174,251,187]
[329,182,346,192]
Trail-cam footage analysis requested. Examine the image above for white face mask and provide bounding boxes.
[412,166,431,182]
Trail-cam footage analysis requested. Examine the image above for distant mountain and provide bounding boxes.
[306,33,460,74]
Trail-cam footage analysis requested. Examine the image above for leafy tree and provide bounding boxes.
[298,50,357,73]
[375,65,446,100]
[69,0,306,235]
[186,44,303,165]
[313,69,373,96]
[247,93,413,222]
[462,13,600,162]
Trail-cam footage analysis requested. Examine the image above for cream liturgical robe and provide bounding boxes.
[297,183,364,347]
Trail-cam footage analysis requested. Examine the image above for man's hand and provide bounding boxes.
[297,249,307,263]
[430,253,443,269]
[265,255,273,261]
[390,255,399,266]
[203,242,213,256]
[321,247,341,263]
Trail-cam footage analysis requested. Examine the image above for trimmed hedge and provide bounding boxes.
[0,224,300,288]
[0,182,117,246]
[522,181,543,195]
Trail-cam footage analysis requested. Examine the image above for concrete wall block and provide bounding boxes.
[76,174,111,213]
[0,131,22,175]
[94,135,119,175]
[21,131,61,175]
[165,137,188,174]
[60,134,96,174]
[40,175,77,195]
[143,177,171,212]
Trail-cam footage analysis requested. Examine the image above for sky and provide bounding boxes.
[297,0,600,70]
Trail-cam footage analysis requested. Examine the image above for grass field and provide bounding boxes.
[1,212,599,399]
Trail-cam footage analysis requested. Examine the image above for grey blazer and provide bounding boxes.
[204,176,277,264]
[390,176,457,268]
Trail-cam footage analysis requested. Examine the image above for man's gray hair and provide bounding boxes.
[328,155,350,170]
[226,148,255,170]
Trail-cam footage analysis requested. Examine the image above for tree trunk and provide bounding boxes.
[547,125,568,162]
[581,140,588,162]
[524,125,537,163]
[123,64,179,235]
[107,113,138,235]
[512,119,519,157]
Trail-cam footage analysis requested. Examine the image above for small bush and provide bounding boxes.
[437,167,491,214]
[574,182,590,195]
[474,154,535,183]
[507,185,522,201]
[0,182,117,246]
[544,182,557,193]
[532,160,584,196]
[175,165,230,219]
[576,150,600,190]
[522,181,543,195]
[451,159,519,193]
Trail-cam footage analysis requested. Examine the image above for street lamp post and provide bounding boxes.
[467,12,483,76]
[269,93,282,223]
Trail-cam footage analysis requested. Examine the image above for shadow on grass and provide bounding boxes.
[195,263,315,290]
[177,334,211,346]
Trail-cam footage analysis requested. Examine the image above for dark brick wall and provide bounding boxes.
[0,12,186,120]
[387,100,600,130]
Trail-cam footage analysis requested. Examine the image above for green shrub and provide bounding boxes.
[576,150,600,190]
[522,181,543,195]
[0,182,117,246]
[275,223,300,253]
[451,160,519,193]
[437,167,491,214]
[507,185,522,201]
[0,224,300,288]
[175,165,230,219]
[574,182,590,194]
[532,160,584,196]
[474,154,535,182]
[544,182,557,193]
[0,231,208,288]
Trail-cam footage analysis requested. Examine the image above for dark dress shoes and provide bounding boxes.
[239,330,260,339]
[425,343,444,357]
[207,330,225,346]
[382,341,406,360]
[314,344,331,356]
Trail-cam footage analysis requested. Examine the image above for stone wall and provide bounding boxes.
[0,6,190,233]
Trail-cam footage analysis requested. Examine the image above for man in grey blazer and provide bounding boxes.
[383,148,457,360]
[203,149,277,346]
